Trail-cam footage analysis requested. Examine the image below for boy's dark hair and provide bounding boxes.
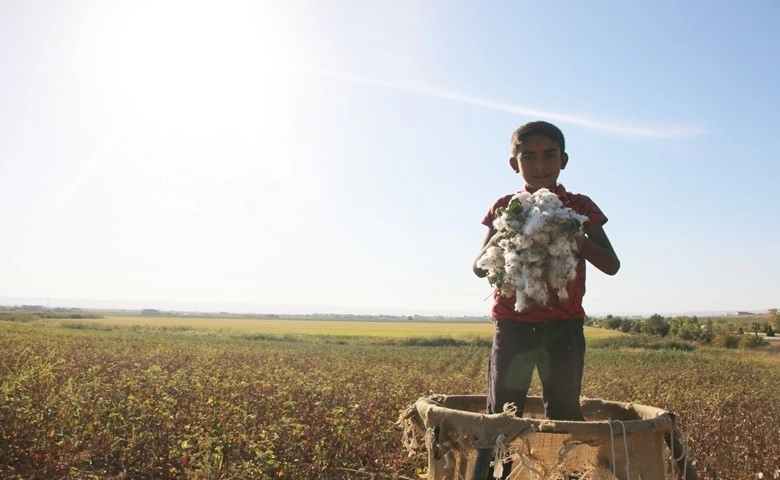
[510,121,566,157]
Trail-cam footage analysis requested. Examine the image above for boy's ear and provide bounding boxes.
[560,152,569,170]
[509,156,520,173]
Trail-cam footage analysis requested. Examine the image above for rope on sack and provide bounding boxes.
[425,427,438,460]
[605,420,631,479]
[615,420,630,479]
[492,432,545,480]
[492,433,511,479]
[670,425,676,480]
[670,426,690,480]
[442,441,455,470]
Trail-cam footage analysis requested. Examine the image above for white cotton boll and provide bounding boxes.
[547,269,570,295]
[520,246,547,263]
[504,250,523,266]
[522,209,545,236]
[556,286,569,301]
[504,249,522,264]
[547,211,571,227]
[516,298,528,311]
[564,256,579,281]
[534,201,553,215]
[497,237,514,251]
[515,295,526,312]
[514,293,531,312]
[571,212,589,225]
[548,207,572,221]
[545,260,564,281]
[493,216,508,232]
[477,247,504,266]
[504,263,524,284]
[530,188,548,200]
[524,279,549,306]
[530,230,550,245]
[546,238,568,256]
[523,265,543,287]
[508,272,525,291]
[506,217,524,232]
[477,247,505,270]
[512,191,532,203]
[534,190,563,212]
[515,235,534,250]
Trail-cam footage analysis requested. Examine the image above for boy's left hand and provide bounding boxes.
[578,226,620,276]
[574,233,585,255]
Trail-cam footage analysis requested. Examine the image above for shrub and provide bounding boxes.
[588,334,695,351]
[713,333,740,348]
[738,334,767,349]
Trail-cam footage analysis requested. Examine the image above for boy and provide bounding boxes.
[471,121,620,479]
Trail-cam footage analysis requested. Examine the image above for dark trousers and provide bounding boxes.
[472,319,586,480]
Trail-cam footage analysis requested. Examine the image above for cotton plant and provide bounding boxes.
[477,189,589,311]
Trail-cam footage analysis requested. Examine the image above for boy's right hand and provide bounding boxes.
[486,229,507,248]
[473,227,504,278]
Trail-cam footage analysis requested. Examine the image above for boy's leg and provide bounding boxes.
[474,321,539,480]
[487,321,539,414]
[472,450,492,480]
[537,319,586,421]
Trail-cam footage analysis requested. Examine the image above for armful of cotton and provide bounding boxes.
[476,189,588,311]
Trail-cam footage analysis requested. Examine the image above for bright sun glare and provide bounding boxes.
[73,0,321,203]
[108,1,299,136]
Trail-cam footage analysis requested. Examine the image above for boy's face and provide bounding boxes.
[509,134,569,192]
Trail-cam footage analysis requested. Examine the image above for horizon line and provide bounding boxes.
[1,296,774,319]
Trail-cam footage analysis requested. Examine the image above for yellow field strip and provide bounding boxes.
[90,316,492,338]
[81,316,618,340]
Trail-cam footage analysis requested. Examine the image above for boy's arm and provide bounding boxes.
[579,225,620,276]
[472,226,499,278]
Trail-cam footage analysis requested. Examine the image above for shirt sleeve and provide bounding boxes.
[575,195,608,230]
[482,195,513,228]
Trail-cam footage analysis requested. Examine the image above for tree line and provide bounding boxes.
[587,312,779,348]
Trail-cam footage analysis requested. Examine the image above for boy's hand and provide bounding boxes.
[578,226,620,276]
[473,227,504,278]
[486,230,508,248]
[574,232,585,254]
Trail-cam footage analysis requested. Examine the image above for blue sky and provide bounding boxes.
[1,0,778,316]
